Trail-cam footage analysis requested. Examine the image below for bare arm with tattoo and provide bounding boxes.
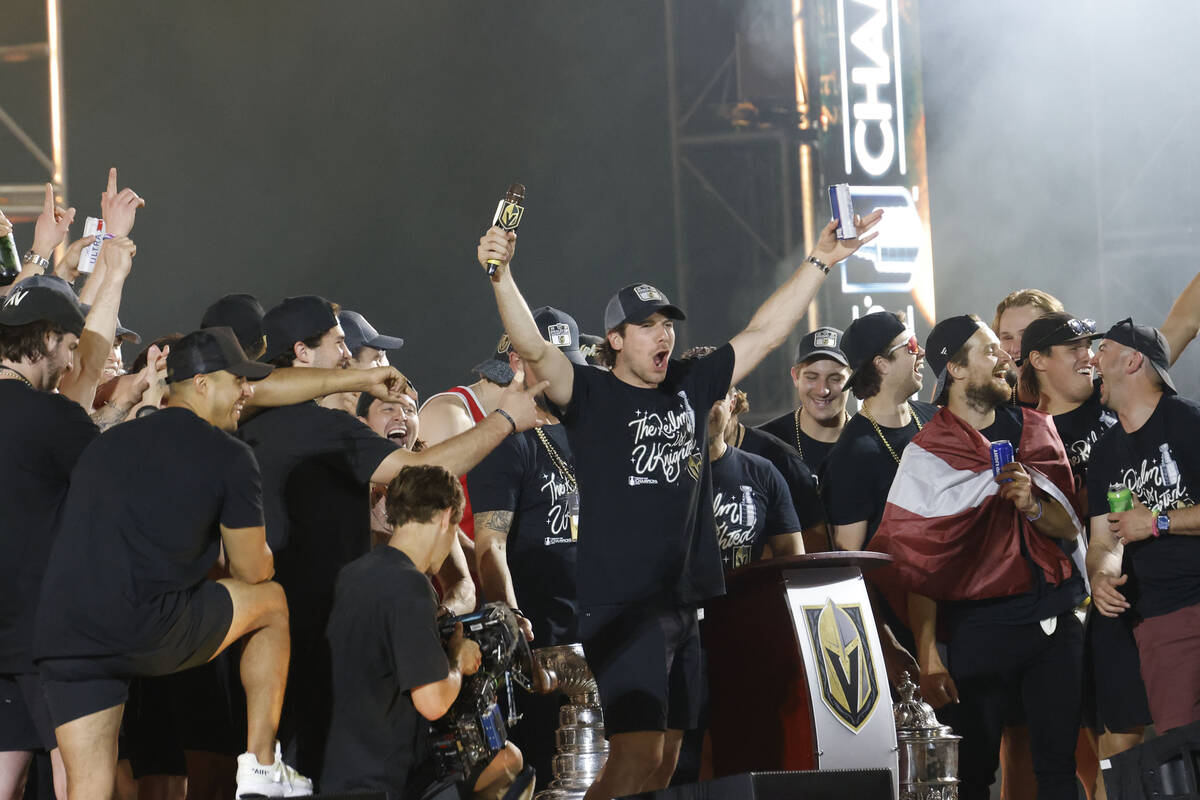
[474,509,533,641]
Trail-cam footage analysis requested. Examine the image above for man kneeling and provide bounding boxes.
[33,327,310,800]
[321,465,530,800]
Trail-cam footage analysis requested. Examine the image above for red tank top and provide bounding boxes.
[422,386,486,539]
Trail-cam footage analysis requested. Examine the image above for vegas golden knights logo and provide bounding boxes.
[803,599,880,732]
[498,201,524,231]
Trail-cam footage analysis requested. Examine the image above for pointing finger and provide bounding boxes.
[107,167,118,196]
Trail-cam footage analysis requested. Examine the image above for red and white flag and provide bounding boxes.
[868,406,1086,604]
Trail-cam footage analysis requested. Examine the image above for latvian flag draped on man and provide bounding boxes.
[868,407,1086,613]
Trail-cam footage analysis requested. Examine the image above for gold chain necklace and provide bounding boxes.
[535,428,577,491]
[860,402,924,464]
[0,365,35,389]
[792,408,805,459]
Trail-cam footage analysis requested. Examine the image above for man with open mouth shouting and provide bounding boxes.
[475,208,881,800]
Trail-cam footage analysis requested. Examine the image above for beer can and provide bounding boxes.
[828,183,857,240]
[990,440,1014,476]
[1107,483,1133,513]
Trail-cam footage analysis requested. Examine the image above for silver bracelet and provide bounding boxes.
[22,250,50,269]
[1025,499,1044,522]
[804,255,830,275]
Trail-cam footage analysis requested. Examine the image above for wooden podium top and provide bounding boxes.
[721,550,894,590]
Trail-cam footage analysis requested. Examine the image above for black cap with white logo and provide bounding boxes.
[0,284,85,336]
[795,326,849,366]
[1099,317,1176,394]
[603,283,686,332]
[167,327,274,384]
[472,306,587,383]
[925,315,986,402]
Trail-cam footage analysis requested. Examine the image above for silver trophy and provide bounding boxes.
[533,644,609,800]
[893,672,961,800]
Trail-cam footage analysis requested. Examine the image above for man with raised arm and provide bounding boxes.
[475,209,880,800]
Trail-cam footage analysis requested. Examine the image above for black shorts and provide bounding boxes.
[39,581,234,728]
[580,603,702,736]
[1087,612,1152,733]
[0,674,44,751]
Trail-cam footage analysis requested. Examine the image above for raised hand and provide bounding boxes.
[809,209,885,267]
[96,235,137,278]
[53,235,97,283]
[0,209,12,240]
[100,167,145,237]
[362,366,410,401]
[31,183,75,258]
[477,225,517,278]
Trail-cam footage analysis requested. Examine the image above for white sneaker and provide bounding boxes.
[235,742,313,798]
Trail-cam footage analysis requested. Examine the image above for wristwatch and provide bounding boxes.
[1155,511,1170,537]
[22,250,49,269]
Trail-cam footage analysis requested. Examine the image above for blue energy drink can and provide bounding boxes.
[990,440,1014,476]
[828,183,857,240]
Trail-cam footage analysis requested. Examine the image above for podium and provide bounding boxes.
[704,552,898,797]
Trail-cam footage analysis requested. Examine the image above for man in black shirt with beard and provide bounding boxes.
[477,209,881,800]
[0,285,91,800]
[468,306,586,786]
[34,328,311,800]
[239,295,546,781]
[756,328,851,476]
[1087,319,1200,734]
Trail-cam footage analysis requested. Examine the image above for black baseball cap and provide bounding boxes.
[926,315,987,401]
[795,326,849,366]
[338,310,404,355]
[603,283,686,332]
[841,312,905,386]
[472,306,588,383]
[1020,312,1097,362]
[1099,317,1176,394]
[0,284,85,336]
[261,295,339,362]
[201,294,265,356]
[167,326,274,384]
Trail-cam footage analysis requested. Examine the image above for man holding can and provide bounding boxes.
[868,314,1086,800]
[1086,318,1200,734]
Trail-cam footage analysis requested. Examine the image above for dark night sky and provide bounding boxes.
[5,0,1199,404]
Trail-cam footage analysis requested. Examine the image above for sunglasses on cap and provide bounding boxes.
[885,334,921,357]
[1026,318,1097,353]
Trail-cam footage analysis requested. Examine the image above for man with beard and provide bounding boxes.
[34,328,310,800]
[756,328,851,476]
[467,306,588,786]
[0,284,92,800]
[824,311,936,552]
[1087,319,1200,734]
[477,209,881,800]
[239,295,546,780]
[869,314,1086,800]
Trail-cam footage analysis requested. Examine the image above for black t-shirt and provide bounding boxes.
[238,402,397,633]
[1086,394,1200,619]
[945,404,1084,632]
[710,446,802,571]
[758,410,837,477]
[35,408,262,660]
[0,383,98,673]
[737,426,824,530]
[1052,382,1118,495]
[321,547,448,797]
[823,401,938,547]
[466,424,578,647]
[557,344,735,608]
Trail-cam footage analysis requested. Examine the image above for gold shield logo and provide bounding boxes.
[498,201,524,231]
[803,599,880,733]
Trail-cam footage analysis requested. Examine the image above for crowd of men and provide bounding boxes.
[1,169,1199,800]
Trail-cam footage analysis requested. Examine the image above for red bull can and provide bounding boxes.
[1107,483,1133,513]
[990,440,1014,476]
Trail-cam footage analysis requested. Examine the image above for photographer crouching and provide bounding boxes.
[321,465,532,800]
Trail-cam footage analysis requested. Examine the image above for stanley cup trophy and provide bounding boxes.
[532,644,609,800]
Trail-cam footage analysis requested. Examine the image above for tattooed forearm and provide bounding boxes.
[474,510,514,535]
